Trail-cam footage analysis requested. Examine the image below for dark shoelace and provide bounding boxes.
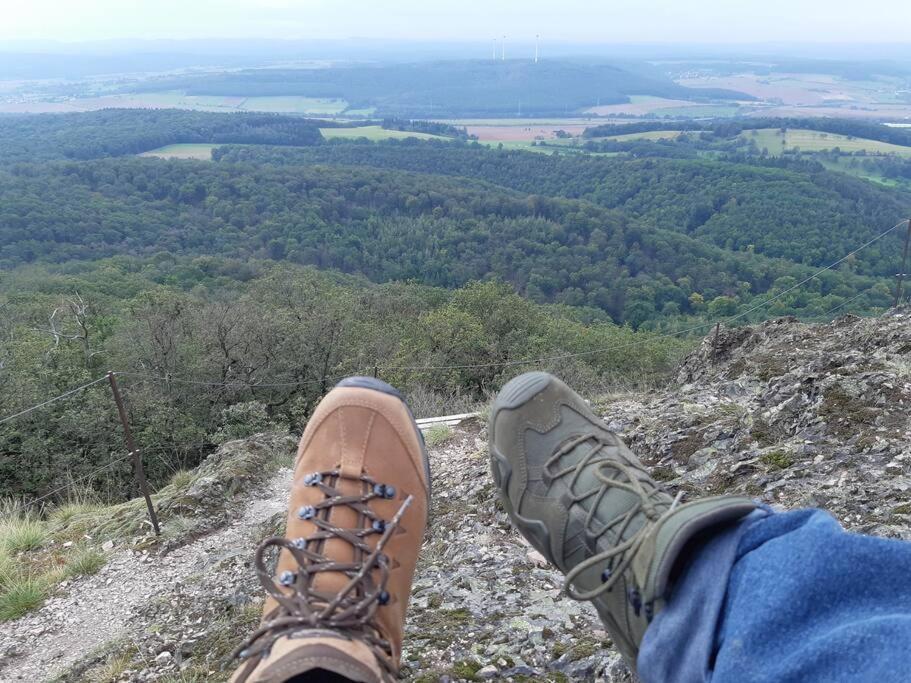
[547,434,682,601]
[232,470,413,683]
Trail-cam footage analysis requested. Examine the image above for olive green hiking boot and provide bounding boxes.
[489,372,756,671]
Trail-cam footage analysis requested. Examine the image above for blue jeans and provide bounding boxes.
[638,508,911,683]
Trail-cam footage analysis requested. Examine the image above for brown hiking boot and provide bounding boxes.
[231,377,431,683]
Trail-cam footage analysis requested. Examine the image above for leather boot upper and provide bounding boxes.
[232,380,430,683]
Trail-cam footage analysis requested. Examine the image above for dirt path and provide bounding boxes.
[0,468,293,683]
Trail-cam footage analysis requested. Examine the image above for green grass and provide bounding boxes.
[168,469,195,490]
[48,501,107,526]
[423,424,454,447]
[0,574,50,621]
[0,516,48,553]
[820,158,909,188]
[64,547,106,578]
[0,510,106,623]
[139,143,218,160]
[319,125,447,141]
[0,550,14,589]
[745,128,911,157]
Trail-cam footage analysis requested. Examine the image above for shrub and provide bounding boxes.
[211,401,281,442]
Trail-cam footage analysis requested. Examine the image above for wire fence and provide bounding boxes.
[1,218,909,514]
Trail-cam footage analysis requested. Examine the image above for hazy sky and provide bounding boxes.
[2,0,910,44]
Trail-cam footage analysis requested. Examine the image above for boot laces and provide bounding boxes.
[232,470,413,682]
[546,433,682,602]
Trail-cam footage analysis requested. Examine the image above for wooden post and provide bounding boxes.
[711,322,721,363]
[107,371,160,535]
[894,219,911,308]
[373,364,379,379]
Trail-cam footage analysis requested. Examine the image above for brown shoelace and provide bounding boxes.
[232,470,413,682]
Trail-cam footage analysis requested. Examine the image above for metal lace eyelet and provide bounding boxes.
[297,505,316,520]
[378,590,390,605]
[291,538,308,550]
[384,485,396,499]
[279,570,296,587]
[372,519,386,533]
[303,472,323,486]
[373,483,386,496]
[600,568,612,582]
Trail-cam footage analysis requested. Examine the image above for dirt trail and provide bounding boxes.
[0,468,293,683]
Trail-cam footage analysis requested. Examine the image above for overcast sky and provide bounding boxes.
[2,0,910,44]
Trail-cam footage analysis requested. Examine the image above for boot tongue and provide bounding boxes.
[562,437,670,545]
[249,631,385,683]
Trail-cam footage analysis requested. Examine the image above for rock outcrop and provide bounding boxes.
[5,311,909,682]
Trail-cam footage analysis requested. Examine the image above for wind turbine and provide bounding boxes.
[502,35,506,60]
[535,34,539,63]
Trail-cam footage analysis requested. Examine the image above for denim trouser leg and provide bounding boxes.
[638,508,911,683]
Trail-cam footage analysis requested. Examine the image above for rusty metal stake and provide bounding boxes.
[893,218,911,308]
[107,371,160,535]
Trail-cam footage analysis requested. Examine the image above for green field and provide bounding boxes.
[57,92,350,116]
[319,126,447,141]
[592,130,691,142]
[239,96,347,114]
[139,127,449,159]
[744,128,911,157]
[138,143,218,160]
[436,118,600,126]
[477,140,571,153]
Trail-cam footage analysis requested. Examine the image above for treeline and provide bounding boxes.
[1,155,891,326]
[213,141,910,276]
[382,118,469,138]
[583,117,911,147]
[120,60,749,117]
[0,258,690,502]
[0,109,324,163]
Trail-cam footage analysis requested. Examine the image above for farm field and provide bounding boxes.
[476,140,582,153]
[583,95,743,118]
[319,126,446,141]
[590,129,691,142]
[743,128,911,156]
[820,157,910,188]
[235,96,348,114]
[0,92,349,115]
[464,123,588,141]
[138,143,218,160]
[675,72,911,120]
[677,73,906,106]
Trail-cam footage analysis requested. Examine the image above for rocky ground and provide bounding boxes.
[1,310,909,682]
